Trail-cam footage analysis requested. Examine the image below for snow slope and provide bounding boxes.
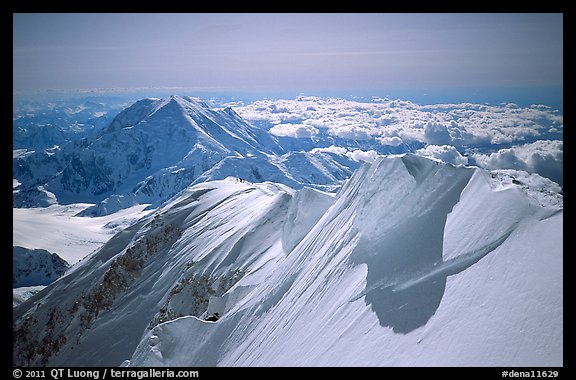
[13,154,562,367]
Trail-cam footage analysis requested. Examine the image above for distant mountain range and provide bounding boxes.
[13,97,127,150]
[13,95,365,215]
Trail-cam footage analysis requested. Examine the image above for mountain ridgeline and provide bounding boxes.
[13,246,69,288]
[13,154,562,366]
[13,96,361,215]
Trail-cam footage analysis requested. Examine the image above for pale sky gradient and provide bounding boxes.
[13,13,563,96]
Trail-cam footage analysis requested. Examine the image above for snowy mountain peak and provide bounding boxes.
[106,98,159,131]
[13,96,287,211]
[13,155,562,366]
[14,96,374,214]
[221,106,243,120]
[150,95,210,116]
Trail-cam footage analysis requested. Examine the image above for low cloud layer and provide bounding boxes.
[311,146,380,163]
[471,140,563,186]
[269,123,319,138]
[377,136,403,146]
[234,96,562,147]
[424,123,452,145]
[416,145,469,166]
[231,96,563,185]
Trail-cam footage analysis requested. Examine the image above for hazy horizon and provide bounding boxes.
[13,13,562,106]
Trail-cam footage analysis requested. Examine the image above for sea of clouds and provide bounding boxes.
[231,96,563,185]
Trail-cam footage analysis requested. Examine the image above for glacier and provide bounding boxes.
[13,154,562,366]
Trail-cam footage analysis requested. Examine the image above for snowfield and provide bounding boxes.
[13,154,562,367]
[13,203,153,264]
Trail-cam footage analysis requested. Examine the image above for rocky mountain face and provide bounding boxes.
[13,246,70,288]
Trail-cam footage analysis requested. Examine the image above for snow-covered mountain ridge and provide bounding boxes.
[13,246,69,288]
[13,95,362,214]
[13,154,562,366]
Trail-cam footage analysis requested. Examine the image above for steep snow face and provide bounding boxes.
[13,177,295,366]
[127,155,562,367]
[282,187,334,253]
[13,246,69,287]
[13,155,562,367]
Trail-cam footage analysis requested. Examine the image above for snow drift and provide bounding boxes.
[13,154,562,367]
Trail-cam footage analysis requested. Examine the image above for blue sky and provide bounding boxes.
[13,13,563,102]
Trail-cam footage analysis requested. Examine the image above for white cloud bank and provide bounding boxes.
[424,122,452,145]
[471,140,563,185]
[310,146,380,163]
[377,136,403,146]
[231,97,562,184]
[416,145,469,166]
[346,149,380,163]
[269,123,319,138]
[309,146,348,155]
[234,97,562,147]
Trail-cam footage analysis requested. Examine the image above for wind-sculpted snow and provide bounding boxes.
[348,227,514,334]
[282,187,334,253]
[13,155,562,366]
[343,155,475,333]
